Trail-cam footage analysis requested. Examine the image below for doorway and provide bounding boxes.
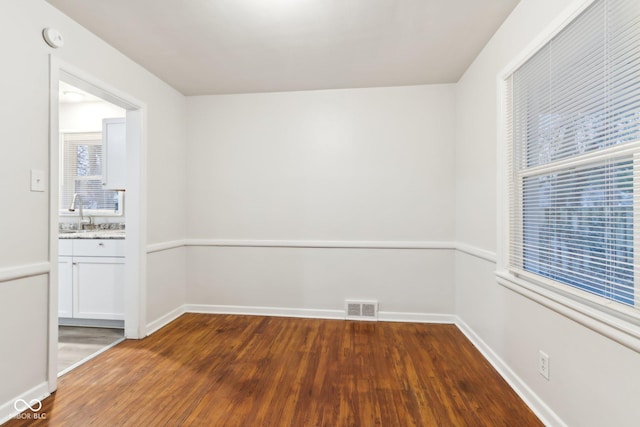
[48,57,147,392]
[56,81,127,375]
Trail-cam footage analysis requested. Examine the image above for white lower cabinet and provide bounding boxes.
[58,239,125,320]
[58,257,73,318]
[74,257,125,320]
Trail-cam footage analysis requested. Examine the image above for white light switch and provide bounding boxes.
[31,169,46,192]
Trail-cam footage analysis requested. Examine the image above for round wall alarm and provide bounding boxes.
[43,28,64,48]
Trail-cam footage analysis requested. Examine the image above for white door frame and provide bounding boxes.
[48,56,148,392]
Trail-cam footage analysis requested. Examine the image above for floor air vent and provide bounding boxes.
[345,300,378,321]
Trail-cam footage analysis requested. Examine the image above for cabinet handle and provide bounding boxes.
[98,243,105,247]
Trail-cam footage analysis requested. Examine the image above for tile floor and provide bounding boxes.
[58,326,124,374]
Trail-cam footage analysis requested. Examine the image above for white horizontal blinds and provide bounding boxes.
[510,0,640,308]
[519,159,635,305]
[608,0,640,146]
[61,132,119,213]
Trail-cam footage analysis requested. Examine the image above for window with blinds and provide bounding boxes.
[507,0,640,310]
[61,132,122,216]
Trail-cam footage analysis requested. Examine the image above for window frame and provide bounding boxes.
[59,130,124,217]
[496,0,640,352]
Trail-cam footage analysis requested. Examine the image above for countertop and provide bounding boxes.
[59,230,126,239]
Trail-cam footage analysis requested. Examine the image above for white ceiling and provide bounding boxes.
[59,81,106,104]
[46,0,519,96]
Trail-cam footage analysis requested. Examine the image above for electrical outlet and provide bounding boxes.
[538,351,550,380]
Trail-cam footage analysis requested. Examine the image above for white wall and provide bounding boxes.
[0,0,187,418]
[146,247,187,328]
[186,85,456,315]
[0,277,48,405]
[455,0,640,426]
[59,101,125,132]
[188,247,453,316]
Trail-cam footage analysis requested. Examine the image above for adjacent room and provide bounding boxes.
[56,82,126,375]
[0,0,638,426]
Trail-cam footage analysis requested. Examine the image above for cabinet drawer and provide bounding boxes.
[73,239,125,257]
[59,240,73,256]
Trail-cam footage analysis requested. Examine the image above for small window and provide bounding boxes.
[60,132,123,216]
[505,0,640,313]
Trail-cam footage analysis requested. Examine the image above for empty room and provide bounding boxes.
[1,0,639,426]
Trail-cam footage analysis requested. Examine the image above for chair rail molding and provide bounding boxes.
[0,262,50,284]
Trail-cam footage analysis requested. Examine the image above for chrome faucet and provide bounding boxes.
[69,194,91,230]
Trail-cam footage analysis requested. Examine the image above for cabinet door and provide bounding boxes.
[102,118,126,190]
[58,257,73,318]
[73,257,125,320]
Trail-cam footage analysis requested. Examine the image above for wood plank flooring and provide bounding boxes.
[5,314,542,426]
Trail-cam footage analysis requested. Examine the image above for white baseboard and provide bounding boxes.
[184,304,458,325]
[378,311,456,324]
[150,304,459,329]
[0,381,49,425]
[455,317,565,427]
[59,318,124,329]
[185,304,345,320]
[146,305,187,336]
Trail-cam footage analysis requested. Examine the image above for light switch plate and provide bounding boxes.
[31,169,46,192]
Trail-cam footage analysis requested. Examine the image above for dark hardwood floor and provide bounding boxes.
[5,314,542,426]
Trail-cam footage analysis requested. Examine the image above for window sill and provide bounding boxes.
[495,270,640,353]
[59,211,123,218]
